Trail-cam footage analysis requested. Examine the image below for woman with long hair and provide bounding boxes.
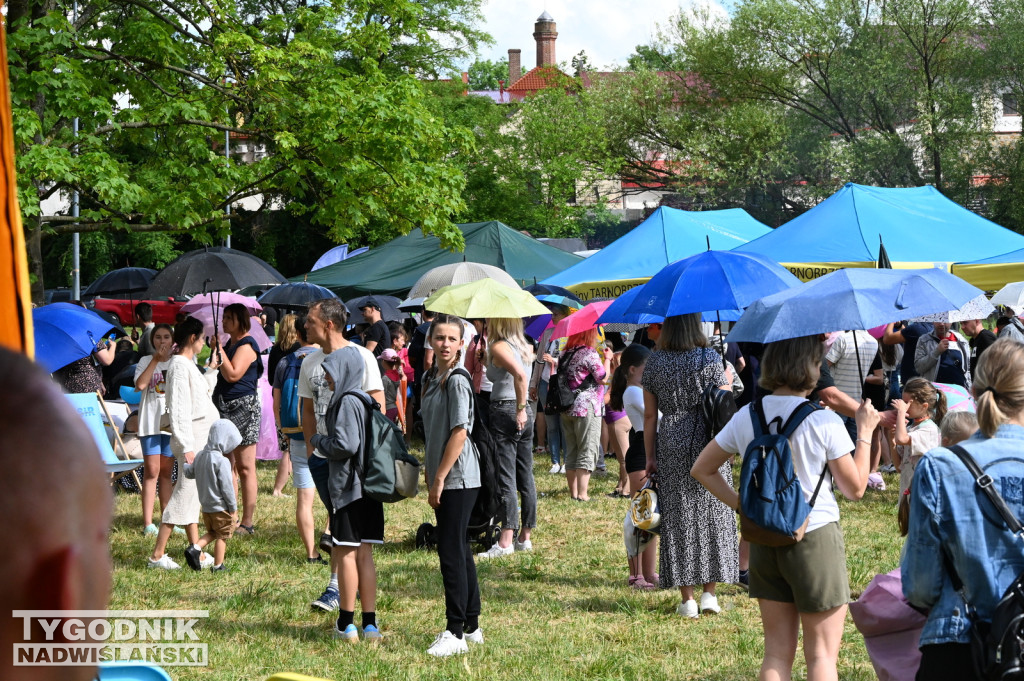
[269,313,301,496]
[642,312,735,618]
[604,341,630,497]
[134,323,175,534]
[147,317,220,569]
[611,343,659,588]
[693,334,879,678]
[212,302,262,535]
[560,327,610,502]
[903,338,1024,680]
[477,316,537,558]
[420,313,484,656]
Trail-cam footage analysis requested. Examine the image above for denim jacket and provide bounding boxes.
[902,424,1024,647]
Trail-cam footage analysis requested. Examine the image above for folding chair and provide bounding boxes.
[95,662,172,680]
[66,392,143,488]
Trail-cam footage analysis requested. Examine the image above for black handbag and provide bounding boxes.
[700,349,737,438]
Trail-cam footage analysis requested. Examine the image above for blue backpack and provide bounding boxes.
[738,399,830,546]
[279,352,306,441]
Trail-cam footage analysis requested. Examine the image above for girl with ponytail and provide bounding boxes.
[903,338,1024,680]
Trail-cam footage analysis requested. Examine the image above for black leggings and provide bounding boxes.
[435,487,481,635]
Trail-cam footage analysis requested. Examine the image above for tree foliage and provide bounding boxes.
[9,0,488,296]
[467,57,509,90]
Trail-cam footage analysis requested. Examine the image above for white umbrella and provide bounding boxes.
[990,281,1024,315]
[408,262,519,298]
[912,294,996,323]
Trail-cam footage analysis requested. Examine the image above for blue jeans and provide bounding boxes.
[539,380,563,465]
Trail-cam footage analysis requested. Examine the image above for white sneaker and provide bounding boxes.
[513,539,532,552]
[426,630,468,657]
[465,628,484,645]
[676,599,699,619]
[699,592,721,614]
[476,543,514,559]
[549,463,561,474]
[147,554,180,570]
[200,552,215,569]
[558,464,566,474]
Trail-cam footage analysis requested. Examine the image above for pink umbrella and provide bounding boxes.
[933,382,976,413]
[849,569,926,681]
[186,308,272,352]
[180,292,263,316]
[551,301,615,339]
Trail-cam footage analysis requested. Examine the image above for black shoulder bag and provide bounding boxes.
[944,444,1024,681]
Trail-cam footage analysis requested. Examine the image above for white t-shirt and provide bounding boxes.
[715,395,855,532]
[134,355,172,437]
[623,385,660,432]
[297,344,385,459]
[826,330,878,402]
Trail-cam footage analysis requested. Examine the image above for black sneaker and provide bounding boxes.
[184,545,202,572]
[307,554,328,565]
[211,564,228,573]
[319,532,333,555]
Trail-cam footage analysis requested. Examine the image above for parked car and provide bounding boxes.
[92,296,188,326]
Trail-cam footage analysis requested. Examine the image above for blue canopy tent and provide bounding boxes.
[734,183,1024,281]
[540,207,771,301]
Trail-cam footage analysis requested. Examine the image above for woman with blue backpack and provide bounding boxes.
[692,334,879,681]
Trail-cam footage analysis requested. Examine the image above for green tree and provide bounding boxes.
[467,58,509,90]
[9,0,486,299]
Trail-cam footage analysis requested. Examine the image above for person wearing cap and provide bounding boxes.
[360,298,391,358]
[380,348,407,432]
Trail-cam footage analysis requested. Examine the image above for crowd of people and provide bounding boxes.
[29,290,1024,677]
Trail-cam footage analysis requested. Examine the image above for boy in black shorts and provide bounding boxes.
[310,349,385,643]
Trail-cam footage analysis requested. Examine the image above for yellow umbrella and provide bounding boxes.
[424,279,549,318]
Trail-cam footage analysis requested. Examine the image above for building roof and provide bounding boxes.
[506,65,574,95]
[537,10,554,21]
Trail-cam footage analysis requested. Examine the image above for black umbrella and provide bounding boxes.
[258,282,339,313]
[92,308,128,338]
[145,247,287,298]
[877,236,893,269]
[524,283,584,307]
[82,267,157,298]
[345,295,405,324]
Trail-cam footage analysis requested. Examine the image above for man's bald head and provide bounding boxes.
[0,348,113,680]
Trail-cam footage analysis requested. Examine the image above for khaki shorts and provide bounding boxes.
[561,407,601,471]
[202,511,235,542]
[749,521,850,613]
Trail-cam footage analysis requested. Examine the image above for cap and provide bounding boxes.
[380,348,400,362]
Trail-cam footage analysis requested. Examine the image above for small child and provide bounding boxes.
[183,419,240,572]
[380,348,407,433]
[940,410,979,446]
[891,378,945,497]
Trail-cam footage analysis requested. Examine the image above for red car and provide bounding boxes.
[92,297,188,326]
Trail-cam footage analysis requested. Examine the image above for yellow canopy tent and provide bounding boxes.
[0,14,33,355]
[952,249,1024,292]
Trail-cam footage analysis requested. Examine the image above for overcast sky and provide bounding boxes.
[470,0,720,71]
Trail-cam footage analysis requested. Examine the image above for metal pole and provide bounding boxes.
[71,0,80,299]
[224,125,231,248]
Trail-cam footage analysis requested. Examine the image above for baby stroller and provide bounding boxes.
[416,391,503,551]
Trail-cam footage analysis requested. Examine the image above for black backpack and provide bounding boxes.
[446,368,503,526]
[946,444,1024,680]
[545,346,597,415]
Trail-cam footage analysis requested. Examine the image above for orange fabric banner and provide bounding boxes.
[0,9,33,356]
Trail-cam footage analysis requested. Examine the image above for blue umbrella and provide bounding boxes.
[625,250,801,319]
[598,284,742,326]
[33,303,119,373]
[311,244,369,271]
[727,268,986,344]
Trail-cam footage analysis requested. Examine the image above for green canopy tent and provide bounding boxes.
[298,221,584,299]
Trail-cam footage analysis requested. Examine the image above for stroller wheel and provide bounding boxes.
[416,522,436,550]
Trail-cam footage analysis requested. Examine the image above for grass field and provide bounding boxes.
[110,452,904,680]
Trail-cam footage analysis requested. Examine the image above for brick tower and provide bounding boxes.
[533,11,557,67]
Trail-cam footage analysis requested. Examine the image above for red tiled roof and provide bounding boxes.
[506,65,574,94]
